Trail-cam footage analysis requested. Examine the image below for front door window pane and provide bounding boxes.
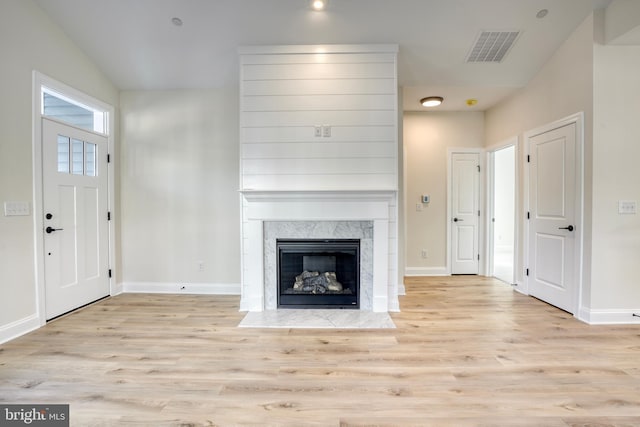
[57,135,70,173]
[85,142,96,177]
[72,139,84,175]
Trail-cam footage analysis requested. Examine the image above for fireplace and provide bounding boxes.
[277,239,360,308]
[240,191,400,313]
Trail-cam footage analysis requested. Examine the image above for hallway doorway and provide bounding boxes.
[488,143,516,284]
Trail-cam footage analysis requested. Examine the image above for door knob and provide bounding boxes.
[558,225,574,232]
[453,218,464,222]
[45,226,63,234]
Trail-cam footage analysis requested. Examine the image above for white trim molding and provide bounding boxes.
[404,267,449,276]
[122,282,241,295]
[578,307,640,325]
[0,314,40,345]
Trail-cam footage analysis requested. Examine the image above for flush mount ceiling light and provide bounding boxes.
[312,0,326,11]
[536,9,549,19]
[420,96,444,107]
[171,17,183,26]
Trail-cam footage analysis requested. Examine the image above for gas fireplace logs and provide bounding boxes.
[292,271,344,294]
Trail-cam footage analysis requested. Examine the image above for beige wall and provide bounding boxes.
[119,90,240,287]
[591,39,640,310]
[0,0,118,337]
[403,112,484,274]
[485,9,640,317]
[485,14,595,289]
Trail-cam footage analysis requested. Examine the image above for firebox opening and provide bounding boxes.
[277,239,360,309]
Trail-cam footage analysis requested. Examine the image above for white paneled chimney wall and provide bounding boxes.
[238,45,399,312]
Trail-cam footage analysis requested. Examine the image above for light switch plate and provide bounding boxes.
[618,200,637,215]
[4,201,30,216]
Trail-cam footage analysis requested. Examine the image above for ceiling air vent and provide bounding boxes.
[466,31,520,63]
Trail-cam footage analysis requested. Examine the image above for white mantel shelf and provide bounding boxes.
[240,189,398,201]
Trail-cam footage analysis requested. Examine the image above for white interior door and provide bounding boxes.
[42,118,110,319]
[451,152,480,274]
[528,123,576,313]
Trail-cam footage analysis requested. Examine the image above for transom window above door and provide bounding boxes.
[42,87,107,135]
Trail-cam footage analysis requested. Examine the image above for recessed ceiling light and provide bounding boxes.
[312,0,326,11]
[420,96,444,107]
[536,9,548,19]
[171,17,183,26]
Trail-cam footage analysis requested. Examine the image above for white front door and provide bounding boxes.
[528,122,576,313]
[42,118,110,319]
[451,152,480,274]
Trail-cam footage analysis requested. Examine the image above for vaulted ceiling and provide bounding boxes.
[34,0,613,111]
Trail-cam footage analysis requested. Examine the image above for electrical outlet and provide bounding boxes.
[322,125,331,137]
[618,200,637,214]
[4,201,30,216]
[198,261,205,271]
[416,203,423,212]
[421,249,428,259]
[314,126,322,137]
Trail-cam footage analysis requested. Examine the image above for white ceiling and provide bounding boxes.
[34,0,613,111]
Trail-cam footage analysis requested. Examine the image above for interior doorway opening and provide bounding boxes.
[488,144,516,284]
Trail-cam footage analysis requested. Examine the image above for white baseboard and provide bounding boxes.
[111,281,124,296]
[578,307,640,325]
[512,280,528,295]
[397,283,406,295]
[0,313,41,344]
[388,298,401,312]
[404,266,448,276]
[239,296,264,312]
[122,282,241,295]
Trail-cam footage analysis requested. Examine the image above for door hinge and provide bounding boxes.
[108,269,112,278]
[527,211,530,220]
[527,155,530,163]
[107,153,111,163]
[526,268,529,276]
[477,254,480,261]
[477,165,480,172]
[107,211,111,221]
[478,210,480,217]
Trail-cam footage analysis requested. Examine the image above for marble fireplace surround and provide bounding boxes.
[240,190,398,313]
[264,221,372,310]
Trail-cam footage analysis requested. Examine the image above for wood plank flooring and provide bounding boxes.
[2,276,640,426]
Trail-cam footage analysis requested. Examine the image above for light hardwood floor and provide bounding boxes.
[2,276,640,426]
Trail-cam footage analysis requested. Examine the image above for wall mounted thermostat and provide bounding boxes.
[421,195,430,204]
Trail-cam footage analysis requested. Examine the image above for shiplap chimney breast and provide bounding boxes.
[239,44,398,191]
[238,45,400,312]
